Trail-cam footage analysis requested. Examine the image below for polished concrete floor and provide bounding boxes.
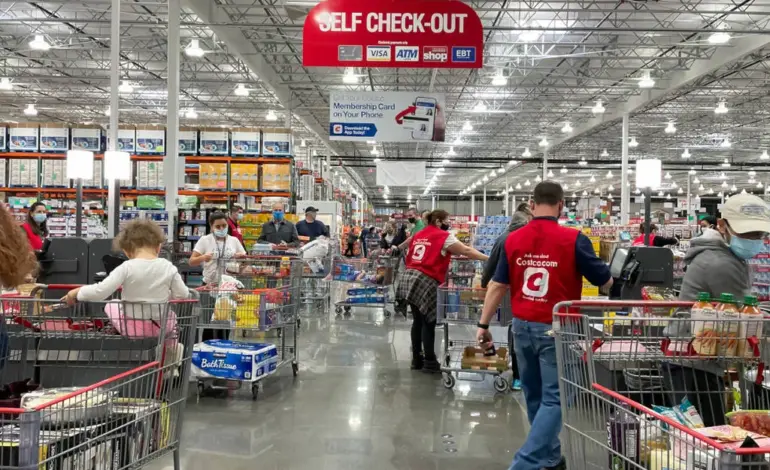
[148,305,530,470]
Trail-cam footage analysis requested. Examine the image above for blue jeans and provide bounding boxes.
[509,318,562,470]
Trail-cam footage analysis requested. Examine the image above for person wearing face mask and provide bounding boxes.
[226,205,245,246]
[258,202,299,247]
[22,202,49,251]
[398,209,488,372]
[696,215,717,236]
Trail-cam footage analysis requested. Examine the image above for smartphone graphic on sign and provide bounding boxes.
[410,97,437,141]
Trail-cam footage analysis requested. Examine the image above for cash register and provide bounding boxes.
[608,246,674,300]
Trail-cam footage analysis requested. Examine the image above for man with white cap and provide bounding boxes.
[665,193,770,428]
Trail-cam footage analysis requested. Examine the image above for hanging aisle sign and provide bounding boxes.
[303,0,484,69]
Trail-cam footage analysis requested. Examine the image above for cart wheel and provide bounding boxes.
[449,341,454,347]
[444,355,451,367]
[292,362,299,377]
[296,318,301,328]
[344,306,351,313]
[197,381,205,397]
[251,384,259,401]
[335,306,342,315]
[443,373,456,389]
[493,376,509,393]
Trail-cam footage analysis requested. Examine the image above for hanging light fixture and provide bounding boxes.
[590,175,596,183]
[522,147,531,157]
[535,175,542,183]
[118,80,134,93]
[758,181,764,189]
[185,108,198,119]
[448,147,457,156]
[524,179,531,186]
[664,172,671,179]
[442,159,450,165]
[579,156,587,166]
[638,70,655,88]
[266,110,278,121]
[689,168,697,175]
[299,139,307,148]
[741,188,747,194]
[664,121,676,134]
[709,23,731,44]
[342,68,359,84]
[608,185,615,191]
[606,170,613,179]
[561,122,573,133]
[463,121,473,132]
[560,166,568,174]
[539,137,549,148]
[629,137,639,148]
[582,190,588,196]
[104,106,111,117]
[547,170,554,178]
[516,183,522,189]
[677,187,683,194]
[592,100,605,114]
[731,184,738,192]
[721,137,732,148]
[714,101,729,114]
[184,39,206,57]
[720,172,727,179]
[601,149,609,157]
[29,35,51,51]
[657,190,664,197]
[564,183,569,190]
[234,84,249,96]
[698,184,705,191]
[722,158,730,167]
[575,180,581,187]
[492,71,507,86]
[23,104,37,116]
[0,78,12,91]
[490,169,497,177]
[721,181,729,188]
[473,102,488,112]
[453,136,463,146]
[694,177,700,184]
[508,159,518,166]
[761,150,769,160]
[681,148,691,159]
[671,181,678,188]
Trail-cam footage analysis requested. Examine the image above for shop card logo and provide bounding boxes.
[395,46,419,62]
[423,46,448,63]
[367,46,391,62]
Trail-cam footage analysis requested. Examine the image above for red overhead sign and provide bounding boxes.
[302,0,484,69]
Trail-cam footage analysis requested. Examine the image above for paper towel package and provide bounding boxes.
[191,340,278,381]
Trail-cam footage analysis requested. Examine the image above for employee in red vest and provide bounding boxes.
[476,182,612,470]
[226,205,244,246]
[631,223,679,247]
[397,209,488,372]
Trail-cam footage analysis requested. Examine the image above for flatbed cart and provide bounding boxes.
[193,255,301,400]
[553,299,770,470]
[436,283,512,393]
[0,293,198,470]
[330,255,396,317]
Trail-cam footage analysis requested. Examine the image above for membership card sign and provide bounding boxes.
[303,0,483,69]
[329,91,446,142]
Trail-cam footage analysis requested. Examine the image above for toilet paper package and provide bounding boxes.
[191,340,278,382]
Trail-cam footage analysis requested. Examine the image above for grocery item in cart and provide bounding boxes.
[191,340,278,381]
[675,397,705,429]
[726,410,770,437]
[715,293,740,356]
[608,404,640,470]
[21,387,113,424]
[691,292,718,356]
[738,294,763,357]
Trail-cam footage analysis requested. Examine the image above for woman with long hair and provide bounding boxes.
[0,203,38,287]
[22,202,49,251]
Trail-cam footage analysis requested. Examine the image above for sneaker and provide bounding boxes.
[544,457,566,470]
[421,359,441,374]
[411,357,424,370]
[511,379,522,391]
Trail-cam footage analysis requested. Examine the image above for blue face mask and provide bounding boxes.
[729,235,764,260]
[213,229,228,238]
[33,213,47,224]
[273,211,284,221]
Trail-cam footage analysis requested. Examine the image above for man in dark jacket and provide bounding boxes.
[480,206,532,391]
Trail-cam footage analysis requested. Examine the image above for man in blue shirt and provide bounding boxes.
[296,207,329,241]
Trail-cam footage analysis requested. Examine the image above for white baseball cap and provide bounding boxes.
[721,193,770,234]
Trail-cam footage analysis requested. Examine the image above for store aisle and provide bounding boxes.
[148,310,528,470]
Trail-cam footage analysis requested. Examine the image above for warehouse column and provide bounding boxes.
[471,194,475,221]
[107,0,121,237]
[621,114,630,225]
[164,0,181,242]
[542,148,548,181]
[482,187,487,218]
[431,195,435,210]
[686,174,692,225]
[504,175,509,216]
[326,154,332,201]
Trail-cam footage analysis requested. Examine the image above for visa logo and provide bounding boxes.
[395,46,419,62]
[367,46,391,61]
[452,47,476,63]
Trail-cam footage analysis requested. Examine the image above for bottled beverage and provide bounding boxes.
[691,292,718,356]
[608,404,640,469]
[716,293,740,357]
[739,295,763,357]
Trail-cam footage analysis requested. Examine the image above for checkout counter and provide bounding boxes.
[35,237,123,298]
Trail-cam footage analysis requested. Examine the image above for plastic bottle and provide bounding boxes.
[691,292,718,356]
[716,293,740,357]
[607,404,640,469]
[739,295,763,358]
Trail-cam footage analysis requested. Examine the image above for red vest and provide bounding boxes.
[505,218,583,324]
[632,233,655,247]
[405,225,452,283]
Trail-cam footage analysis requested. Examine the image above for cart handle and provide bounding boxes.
[554,300,693,314]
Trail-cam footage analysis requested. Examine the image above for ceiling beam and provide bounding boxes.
[547,35,770,152]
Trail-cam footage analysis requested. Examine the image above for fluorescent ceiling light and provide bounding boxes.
[23,104,37,116]
[579,157,587,166]
[561,122,573,133]
[508,159,518,166]
[539,137,549,148]
[638,71,655,88]
[442,159,450,165]
[524,179,531,186]
[592,100,605,114]
[29,35,50,51]
[373,157,381,163]
[594,188,601,194]
[491,72,507,86]
[519,30,541,42]
[522,147,531,157]
[761,150,769,160]
[490,170,497,177]
[681,148,691,159]
[678,187,683,194]
[590,175,596,183]
[463,121,473,132]
[601,148,609,157]
[366,140,376,145]
[709,24,731,44]
[664,121,676,134]
[608,185,614,191]
[0,78,12,91]
[694,177,700,184]
[698,184,705,191]
[266,109,278,121]
[483,176,489,182]
[535,175,542,182]
[575,180,581,187]
[184,39,205,57]
[560,166,568,174]
[234,84,249,96]
[448,147,457,156]
[516,183,522,189]
[722,158,730,167]
[300,139,306,148]
[185,108,198,119]
[714,101,728,114]
[473,102,488,113]
[371,147,379,156]
[721,181,729,188]
[104,106,111,117]
[720,138,731,148]
[118,80,134,93]
[606,170,613,179]
[582,190,588,196]
[453,136,463,145]
[629,137,639,148]
[689,168,697,175]
[342,68,359,84]
[547,170,554,178]
[664,172,671,179]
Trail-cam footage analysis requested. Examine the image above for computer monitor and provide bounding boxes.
[609,247,629,279]
[618,231,631,242]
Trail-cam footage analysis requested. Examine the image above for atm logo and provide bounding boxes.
[423,46,448,63]
[395,46,419,62]
[367,46,391,62]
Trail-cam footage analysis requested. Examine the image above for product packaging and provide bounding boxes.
[716,293,740,356]
[691,292,718,356]
[107,126,136,153]
[726,410,770,437]
[199,128,229,155]
[178,127,197,155]
[135,125,165,154]
[8,123,39,152]
[40,123,70,152]
[70,125,104,152]
[738,295,763,357]
[231,127,260,156]
[191,340,278,382]
[261,128,292,156]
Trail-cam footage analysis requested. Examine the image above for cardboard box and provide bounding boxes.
[231,127,260,156]
[231,163,259,190]
[0,125,6,151]
[260,163,291,191]
[178,127,197,155]
[136,125,165,154]
[70,125,104,152]
[461,346,508,372]
[199,127,228,155]
[199,163,227,189]
[40,123,69,152]
[107,126,136,153]
[0,159,6,187]
[8,123,39,152]
[261,128,293,156]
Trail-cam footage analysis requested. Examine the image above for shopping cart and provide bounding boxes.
[299,250,333,316]
[436,284,512,392]
[194,256,301,400]
[0,293,198,470]
[330,255,396,316]
[553,299,770,470]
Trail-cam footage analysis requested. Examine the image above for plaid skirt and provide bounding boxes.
[396,268,439,323]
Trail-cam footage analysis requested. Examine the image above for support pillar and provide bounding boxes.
[107,0,121,237]
[621,113,630,225]
[542,148,549,181]
[471,194,475,221]
[164,0,181,242]
[483,187,487,218]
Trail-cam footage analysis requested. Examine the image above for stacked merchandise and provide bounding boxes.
[448,215,474,245]
[47,214,107,238]
[748,238,770,301]
[8,159,39,187]
[230,164,259,190]
[136,161,164,189]
[261,164,291,192]
[343,287,385,305]
[41,160,68,188]
[192,340,278,382]
[177,209,209,253]
[0,158,6,186]
[198,163,228,190]
[473,215,511,256]
[120,210,170,238]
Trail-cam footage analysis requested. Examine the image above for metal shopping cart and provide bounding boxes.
[0,293,198,470]
[194,255,301,400]
[299,244,333,316]
[436,283,512,392]
[330,255,396,316]
[553,299,770,470]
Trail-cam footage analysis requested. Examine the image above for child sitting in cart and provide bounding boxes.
[62,219,190,372]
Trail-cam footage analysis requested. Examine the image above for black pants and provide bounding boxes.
[662,364,726,427]
[508,325,520,381]
[200,284,229,342]
[411,304,436,362]
[344,243,355,257]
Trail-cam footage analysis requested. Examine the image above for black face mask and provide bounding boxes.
[440,223,450,231]
[408,217,416,223]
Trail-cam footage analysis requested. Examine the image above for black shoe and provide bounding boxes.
[544,457,566,470]
[421,359,441,374]
[410,358,424,370]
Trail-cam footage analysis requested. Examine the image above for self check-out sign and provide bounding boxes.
[303,0,483,69]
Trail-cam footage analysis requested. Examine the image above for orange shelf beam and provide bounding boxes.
[0,153,291,164]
